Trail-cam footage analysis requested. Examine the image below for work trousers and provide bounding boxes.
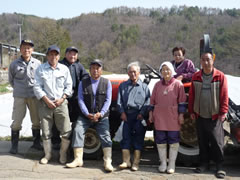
[121,112,146,150]
[11,97,40,131]
[38,99,71,140]
[155,130,180,144]
[196,116,224,164]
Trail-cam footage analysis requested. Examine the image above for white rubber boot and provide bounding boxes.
[167,143,179,174]
[66,148,83,168]
[157,144,167,173]
[119,149,131,169]
[131,150,141,171]
[40,139,52,165]
[59,138,70,164]
[103,147,114,172]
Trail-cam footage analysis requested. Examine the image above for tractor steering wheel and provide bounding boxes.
[145,64,161,78]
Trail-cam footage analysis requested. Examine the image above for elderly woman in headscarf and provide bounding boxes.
[148,61,187,174]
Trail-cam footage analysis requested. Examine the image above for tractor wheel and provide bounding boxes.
[83,128,102,159]
[178,113,199,166]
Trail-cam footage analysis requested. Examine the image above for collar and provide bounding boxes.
[172,59,185,68]
[162,77,175,85]
[90,77,101,83]
[20,56,32,63]
[45,62,60,70]
[126,78,142,86]
[197,68,219,78]
[62,58,78,66]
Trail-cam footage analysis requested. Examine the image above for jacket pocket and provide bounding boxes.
[56,75,65,88]
[15,66,26,80]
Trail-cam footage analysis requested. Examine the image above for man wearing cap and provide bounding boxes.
[66,59,114,172]
[8,39,42,154]
[188,51,228,178]
[34,45,72,165]
[51,46,89,149]
[59,46,89,122]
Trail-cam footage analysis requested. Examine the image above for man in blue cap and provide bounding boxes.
[34,45,72,165]
[51,46,89,150]
[8,39,42,154]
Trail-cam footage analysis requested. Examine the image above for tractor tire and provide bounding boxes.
[83,128,102,159]
[177,112,199,166]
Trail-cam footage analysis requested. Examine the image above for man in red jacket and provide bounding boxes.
[188,51,228,179]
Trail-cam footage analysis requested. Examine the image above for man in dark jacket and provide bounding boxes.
[52,46,89,148]
[59,46,89,122]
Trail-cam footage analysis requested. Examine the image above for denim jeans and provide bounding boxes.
[72,115,112,148]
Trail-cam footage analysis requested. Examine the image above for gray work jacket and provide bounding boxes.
[8,56,41,98]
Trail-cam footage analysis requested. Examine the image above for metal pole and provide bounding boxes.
[0,44,2,67]
[17,16,23,45]
[19,25,21,44]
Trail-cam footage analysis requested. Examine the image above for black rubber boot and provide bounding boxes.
[31,129,43,150]
[9,130,19,154]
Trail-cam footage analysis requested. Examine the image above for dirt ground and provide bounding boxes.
[0,141,240,179]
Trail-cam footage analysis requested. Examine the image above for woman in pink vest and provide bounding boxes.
[149,61,186,174]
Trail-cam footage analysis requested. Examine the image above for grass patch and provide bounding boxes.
[0,83,10,93]
[0,136,33,141]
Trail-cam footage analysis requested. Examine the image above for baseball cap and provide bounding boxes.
[65,46,78,53]
[46,45,60,54]
[90,59,103,67]
[20,39,34,47]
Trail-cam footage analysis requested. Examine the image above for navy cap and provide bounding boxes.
[90,59,103,67]
[65,46,78,53]
[20,39,34,47]
[46,45,60,54]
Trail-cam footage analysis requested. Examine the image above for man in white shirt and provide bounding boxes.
[34,45,72,165]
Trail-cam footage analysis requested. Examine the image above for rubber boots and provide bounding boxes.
[40,139,52,164]
[9,130,19,154]
[103,147,114,172]
[167,143,179,174]
[59,138,70,164]
[131,150,141,171]
[157,144,167,173]
[31,129,43,150]
[66,148,83,168]
[119,149,131,169]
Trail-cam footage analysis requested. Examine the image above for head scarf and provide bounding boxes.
[159,61,177,78]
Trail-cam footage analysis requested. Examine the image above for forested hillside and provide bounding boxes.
[1,6,240,75]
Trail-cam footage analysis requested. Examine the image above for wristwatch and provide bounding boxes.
[62,94,67,100]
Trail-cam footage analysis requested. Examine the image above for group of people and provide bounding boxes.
[8,39,228,179]
[8,39,114,172]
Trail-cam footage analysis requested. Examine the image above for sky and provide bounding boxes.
[1,0,240,20]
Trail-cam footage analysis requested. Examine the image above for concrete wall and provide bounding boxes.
[0,70,8,84]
